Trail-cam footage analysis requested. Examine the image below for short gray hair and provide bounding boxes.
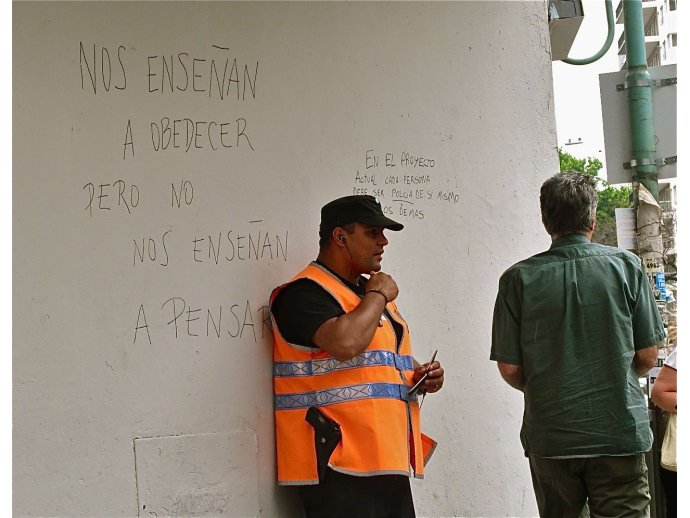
[540,172,597,236]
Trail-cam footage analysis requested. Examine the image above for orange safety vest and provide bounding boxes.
[271,262,436,485]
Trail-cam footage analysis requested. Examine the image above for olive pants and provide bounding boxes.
[529,453,651,518]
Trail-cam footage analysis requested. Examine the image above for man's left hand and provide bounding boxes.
[413,361,444,393]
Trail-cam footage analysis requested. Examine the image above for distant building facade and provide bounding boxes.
[616,0,677,68]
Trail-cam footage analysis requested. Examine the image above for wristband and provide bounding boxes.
[365,289,388,304]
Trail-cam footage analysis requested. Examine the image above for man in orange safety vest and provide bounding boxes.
[271,195,444,518]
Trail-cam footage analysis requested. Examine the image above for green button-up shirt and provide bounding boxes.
[491,233,665,457]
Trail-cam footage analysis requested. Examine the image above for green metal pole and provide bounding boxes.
[622,0,659,200]
[623,2,665,351]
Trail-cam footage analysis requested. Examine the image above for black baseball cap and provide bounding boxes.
[320,195,404,233]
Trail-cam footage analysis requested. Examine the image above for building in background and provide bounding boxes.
[616,0,678,69]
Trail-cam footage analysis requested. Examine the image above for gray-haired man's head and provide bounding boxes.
[540,172,597,238]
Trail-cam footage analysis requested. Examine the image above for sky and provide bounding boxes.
[551,0,625,180]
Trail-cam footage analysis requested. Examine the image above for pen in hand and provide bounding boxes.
[409,350,438,408]
[420,350,438,409]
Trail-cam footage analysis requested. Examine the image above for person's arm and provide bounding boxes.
[497,362,525,392]
[630,261,665,377]
[651,364,677,413]
[490,272,525,391]
[313,272,398,360]
[633,344,659,377]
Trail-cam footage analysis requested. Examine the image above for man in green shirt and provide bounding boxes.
[491,172,665,517]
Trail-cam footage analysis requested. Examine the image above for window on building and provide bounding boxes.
[670,0,676,11]
[671,33,677,47]
[662,41,667,59]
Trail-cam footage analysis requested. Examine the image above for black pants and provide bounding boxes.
[297,468,416,518]
[659,467,676,518]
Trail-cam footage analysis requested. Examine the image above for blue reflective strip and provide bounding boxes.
[275,382,417,410]
[274,350,414,378]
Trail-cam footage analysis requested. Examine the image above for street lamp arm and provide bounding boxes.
[562,0,615,66]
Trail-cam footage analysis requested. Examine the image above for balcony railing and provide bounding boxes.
[617,8,660,54]
[616,0,660,24]
[646,17,659,36]
[649,47,661,66]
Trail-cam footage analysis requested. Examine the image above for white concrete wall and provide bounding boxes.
[13,2,556,516]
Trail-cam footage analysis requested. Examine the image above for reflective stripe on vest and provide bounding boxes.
[274,350,416,377]
[275,381,418,410]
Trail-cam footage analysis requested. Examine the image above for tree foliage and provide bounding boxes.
[558,148,632,246]
[558,151,603,178]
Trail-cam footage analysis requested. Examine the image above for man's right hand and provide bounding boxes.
[365,271,399,303]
